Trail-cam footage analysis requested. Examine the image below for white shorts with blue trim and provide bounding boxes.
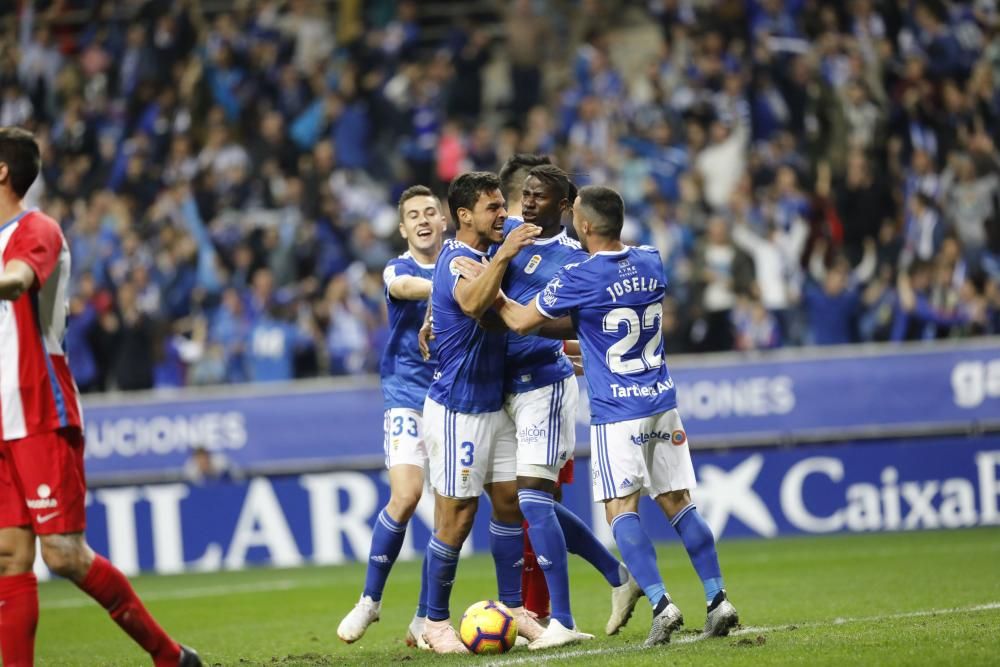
[424,397,517,499]
[384,408,429,470]
[590,408,697,502]
[504,376,578,481]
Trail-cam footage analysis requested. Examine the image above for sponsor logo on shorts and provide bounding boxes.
[518,423,547,445]
[671,430,687,446]
[619,478,634,490]
[559,451,567,461]
[35,511,60,524]
[537,555,552,568]
[629,431,670,445]
[27,486,58,510]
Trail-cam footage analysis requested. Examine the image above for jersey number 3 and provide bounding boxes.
[603,304,663,374]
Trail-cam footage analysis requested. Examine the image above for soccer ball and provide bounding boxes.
[459,600,518,654]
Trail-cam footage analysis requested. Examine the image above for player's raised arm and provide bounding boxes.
[388,275,433,301]
[495,293,548,335]
[0,259,35,300]
[454,222,540,319]
[418,301,434,361]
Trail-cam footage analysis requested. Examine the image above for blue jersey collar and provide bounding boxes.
[532,228,567,245]
[456,240,488,256]
[403,251,435,269]
[594,246,630,257]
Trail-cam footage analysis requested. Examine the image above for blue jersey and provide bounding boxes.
[535,245,676,424]
[248,318,309,382]
[427,239,507,413]
[380,253,436,410]
[501,217,586,394]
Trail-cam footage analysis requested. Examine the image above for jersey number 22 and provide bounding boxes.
[603,304,663,374]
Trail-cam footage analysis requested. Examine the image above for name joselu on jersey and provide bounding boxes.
[605,276,660,303]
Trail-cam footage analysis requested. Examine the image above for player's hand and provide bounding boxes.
[453,256,488,281]
[494,223,541,261]
[418,319,435,361]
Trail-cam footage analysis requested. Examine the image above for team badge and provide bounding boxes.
[671,430,686,446]
[461,468,471,485]
[524,254,542,274]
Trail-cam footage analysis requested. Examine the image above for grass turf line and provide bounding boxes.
[35,527,1000,666]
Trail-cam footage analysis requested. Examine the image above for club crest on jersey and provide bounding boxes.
[671,430,687,446]
[524,254,542,274]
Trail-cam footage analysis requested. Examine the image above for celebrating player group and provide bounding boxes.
[338,155,740,654]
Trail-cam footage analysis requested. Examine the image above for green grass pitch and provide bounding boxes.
[35,528,1000,666]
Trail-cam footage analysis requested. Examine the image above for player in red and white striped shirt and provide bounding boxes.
[0,127,201,666]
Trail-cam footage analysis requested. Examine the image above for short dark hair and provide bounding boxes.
[447,171,502,222]
[499,153,550,201]
[526,164,574,203]
[0,127,40,199]
[398,184,440,221]
[578,185,625,238]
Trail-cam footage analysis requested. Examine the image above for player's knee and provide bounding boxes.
[492,497,522,524]
[387,491,421,523]
[660,489,692,518]
[436,500,477,544]
[39,535,93,581]
[0,542,35,575]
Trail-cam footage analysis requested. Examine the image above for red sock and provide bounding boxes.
[521,523,550,618]
[78,555,180,667]
[0,572,38,667]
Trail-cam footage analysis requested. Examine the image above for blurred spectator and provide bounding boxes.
[803,239,878,345]
[732,296,782,351]
[184,446,242,486]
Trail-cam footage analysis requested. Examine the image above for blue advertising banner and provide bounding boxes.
[80,340,1000,482]
[37,435,1000,578]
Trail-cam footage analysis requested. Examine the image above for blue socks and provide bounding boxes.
[611,512,666,608]
[425,536,460,621]
[489,520,525,609]
[554,502,623,587]
[416,548,429,618]
[672,504,725,604]
[519,489,573,629]
[362,508,406,601]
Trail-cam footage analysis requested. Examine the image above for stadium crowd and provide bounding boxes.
[1,0,998,392]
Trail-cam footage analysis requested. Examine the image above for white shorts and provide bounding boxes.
[504,376,578,481]
[384,408,429,469]
[590,408,697,503]
[424,397,517,499]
